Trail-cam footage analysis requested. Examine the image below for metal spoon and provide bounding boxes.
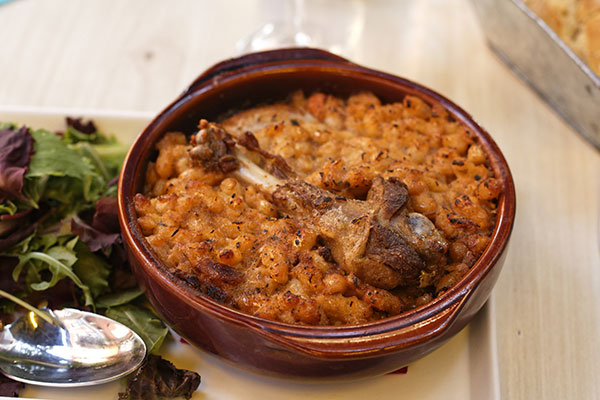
[0,308,146,387]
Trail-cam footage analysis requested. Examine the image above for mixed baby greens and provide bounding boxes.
[0,118,200,399]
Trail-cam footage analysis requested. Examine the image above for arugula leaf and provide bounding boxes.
[85,139,128,177]
[72,240,111,299]
[106,304,170,354]
[62,117,128,179]
[62,126,98,144]
[13,249,93,307]
[96,287,144,308]
[0,201,17,216]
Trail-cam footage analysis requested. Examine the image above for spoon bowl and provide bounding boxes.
[0,308,146,387]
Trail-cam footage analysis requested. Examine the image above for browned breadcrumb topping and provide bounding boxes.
[134,91,501,326]
[523,0,600,75]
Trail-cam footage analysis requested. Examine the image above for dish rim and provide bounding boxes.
[117,49,516,345]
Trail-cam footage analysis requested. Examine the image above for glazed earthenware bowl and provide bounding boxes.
[117,48,516,380]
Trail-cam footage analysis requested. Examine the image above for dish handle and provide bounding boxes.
[182,48,351,96]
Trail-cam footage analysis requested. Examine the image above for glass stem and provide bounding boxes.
[292,0,304,33]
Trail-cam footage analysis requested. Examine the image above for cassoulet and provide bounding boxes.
[134,91,501,326]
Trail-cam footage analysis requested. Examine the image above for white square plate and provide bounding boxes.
[0,108,501,400]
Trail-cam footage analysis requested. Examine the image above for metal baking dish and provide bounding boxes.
[471,0,600,149]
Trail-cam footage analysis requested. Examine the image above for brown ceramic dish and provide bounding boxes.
[117,48,516,380]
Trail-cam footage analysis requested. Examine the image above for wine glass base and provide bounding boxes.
[236,21,342,55]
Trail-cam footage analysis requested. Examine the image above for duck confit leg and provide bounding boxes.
[190,120,448,289]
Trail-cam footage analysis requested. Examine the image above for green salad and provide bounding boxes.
[0,118,200,399]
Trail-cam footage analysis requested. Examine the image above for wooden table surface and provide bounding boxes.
[1,0,599,399]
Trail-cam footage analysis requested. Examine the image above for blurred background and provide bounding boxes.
[0,0,495,114]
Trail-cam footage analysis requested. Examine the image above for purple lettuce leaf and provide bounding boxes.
[0,126,34,202]
[70,196,121,252]
[0,256,21,294]
[71,216,119,253]
[0,373,24,397]
[0,209,35,252]
[66,117,97,135]
[92,196,120,234]
[0,217,36,252]
[118,355,201,400]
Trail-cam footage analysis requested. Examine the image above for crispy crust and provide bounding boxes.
[135,91,500,326]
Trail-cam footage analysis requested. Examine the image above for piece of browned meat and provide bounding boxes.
[190,122,448,289]
[189,119,239,173]
[271,177,447,289]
